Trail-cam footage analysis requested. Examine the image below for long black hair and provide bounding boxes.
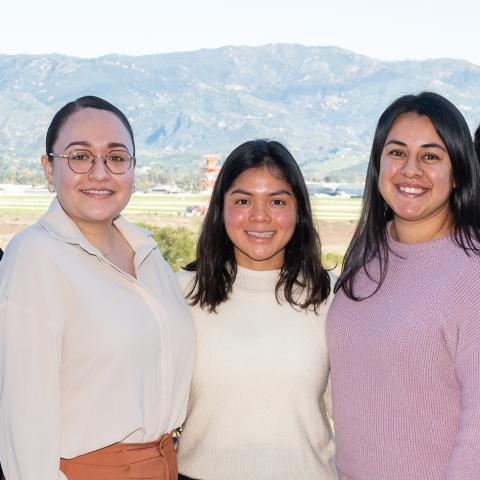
[46,95,135,158]
[336,91,480,300]
[185,139,330,312]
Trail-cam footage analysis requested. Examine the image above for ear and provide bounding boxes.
[41,155,53,185]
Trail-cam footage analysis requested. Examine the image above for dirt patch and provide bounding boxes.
[0,217,357,256]
[317,219,356,255]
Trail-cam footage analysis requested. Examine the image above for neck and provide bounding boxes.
[75,218,117,255]
[391,208,454,244]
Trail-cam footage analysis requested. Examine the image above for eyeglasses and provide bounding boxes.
[49,150,135,174]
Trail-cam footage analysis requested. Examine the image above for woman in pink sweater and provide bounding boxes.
[327,91,480,479]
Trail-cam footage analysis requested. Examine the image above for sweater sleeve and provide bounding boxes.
[322,373,338,478]
[445,271,480,479]
[0,299,66,480]
[446,352,480,478]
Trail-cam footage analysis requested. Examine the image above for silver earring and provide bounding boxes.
[132,184,136,193]
[48,183,56,193]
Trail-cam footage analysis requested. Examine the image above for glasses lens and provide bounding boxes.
[68,150,94,173]
[106,151,132,174]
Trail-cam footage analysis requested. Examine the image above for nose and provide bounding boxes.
[249,202,270,222]
[400,155,423,177]
[88,157,111,180]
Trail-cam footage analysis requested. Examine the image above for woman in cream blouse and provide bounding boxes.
[0,96,195,480]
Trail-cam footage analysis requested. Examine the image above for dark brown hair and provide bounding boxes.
[184,139,330,312]
[46,95,135,158]
[336,91,480,300]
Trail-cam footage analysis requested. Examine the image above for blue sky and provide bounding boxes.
[3,0,480,65]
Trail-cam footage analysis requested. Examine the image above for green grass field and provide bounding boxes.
[0,194,360,261]
[0,193,362,220]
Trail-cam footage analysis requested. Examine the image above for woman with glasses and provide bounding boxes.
[0,96,195,480]
[327,92,480,479]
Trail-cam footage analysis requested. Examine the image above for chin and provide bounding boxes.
[81,210,120,223]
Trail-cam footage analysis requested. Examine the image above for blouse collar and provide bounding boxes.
[39,197,157,266]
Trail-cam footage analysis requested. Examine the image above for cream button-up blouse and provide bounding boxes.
[0,198,195,480]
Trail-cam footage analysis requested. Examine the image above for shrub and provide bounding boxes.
[137,223,196,272]
[322,252,344,271]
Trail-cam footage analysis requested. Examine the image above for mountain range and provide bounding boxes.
[1,44,479,182]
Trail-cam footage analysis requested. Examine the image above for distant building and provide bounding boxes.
[201,154,221,193]
[338,182,365,197]
[150,184,179,194]
[306,182,337,196]
[306,181,364,198]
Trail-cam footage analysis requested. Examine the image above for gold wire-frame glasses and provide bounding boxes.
[49,149,135,174]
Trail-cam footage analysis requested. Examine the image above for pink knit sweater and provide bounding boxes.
[326,234,480,479]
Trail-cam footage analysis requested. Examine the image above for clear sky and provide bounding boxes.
[3,0,480,65]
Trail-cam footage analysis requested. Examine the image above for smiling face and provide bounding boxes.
[223,165,297,271]
[42,107,135,229]
[378,113,454,240]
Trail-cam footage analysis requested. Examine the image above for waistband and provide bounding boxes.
[61,432,175,467]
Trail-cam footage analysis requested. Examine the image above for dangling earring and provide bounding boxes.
[48,182,56,193]
[132,184,136,193]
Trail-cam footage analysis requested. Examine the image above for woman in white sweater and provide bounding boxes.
[177,139,337,480]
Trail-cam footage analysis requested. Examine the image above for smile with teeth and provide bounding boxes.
[81,189,113,195]
[246,231,274,238]
[398,185,426,195]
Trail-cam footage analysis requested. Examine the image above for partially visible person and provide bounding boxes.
[327,92,480,479]
[0,96,195,480]
[474,122,480,159]
[0,232,2,476]
[176,139,337,480]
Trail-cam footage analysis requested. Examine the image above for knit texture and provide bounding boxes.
[176,266,337,480]
[326,233,480,480]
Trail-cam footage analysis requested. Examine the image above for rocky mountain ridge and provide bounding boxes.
[1,44,479,182]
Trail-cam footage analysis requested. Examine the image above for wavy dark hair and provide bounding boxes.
[184,139,330,312]
[474,123,480,160]
[336,91,480,300]
[46,95,135,159]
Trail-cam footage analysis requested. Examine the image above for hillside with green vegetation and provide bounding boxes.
[1,45,479,184]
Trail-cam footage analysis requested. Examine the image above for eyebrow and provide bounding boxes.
[385,139,447,152]
[64,141,130,151]
[228,188,293,196]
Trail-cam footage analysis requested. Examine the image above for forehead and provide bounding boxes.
[54,108,133,151]
[386,113,445,145]
[229,165,292,191]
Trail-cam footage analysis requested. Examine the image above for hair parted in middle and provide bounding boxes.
[336,91,480,301]
[184,139,330,312]
[46,95,136,160]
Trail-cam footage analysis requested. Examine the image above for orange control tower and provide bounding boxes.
[201,154,221,192]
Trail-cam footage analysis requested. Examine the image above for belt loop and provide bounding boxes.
[159,432,170,457]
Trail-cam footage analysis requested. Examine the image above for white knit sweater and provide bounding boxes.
[176,266,337,480]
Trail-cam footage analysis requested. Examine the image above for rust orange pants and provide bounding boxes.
[60,433,178,480]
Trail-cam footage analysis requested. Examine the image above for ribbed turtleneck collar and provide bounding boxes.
[233,265,281,292]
